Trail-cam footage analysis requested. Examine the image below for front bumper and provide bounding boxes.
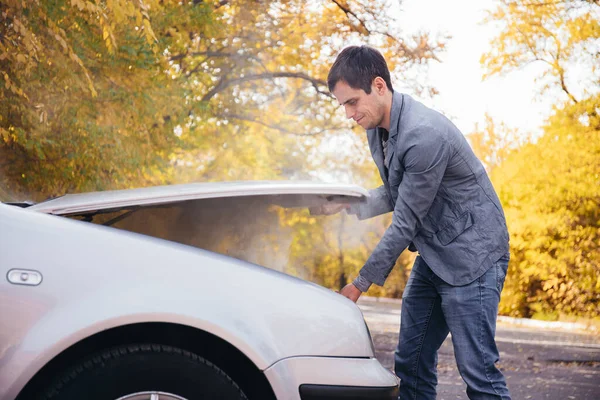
[264,356,399,400]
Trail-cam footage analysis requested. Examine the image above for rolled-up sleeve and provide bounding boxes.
[358,130,451,286]
[348,185,393,220]
[352,274,373,292]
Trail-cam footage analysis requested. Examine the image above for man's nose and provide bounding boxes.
[344,105,354,120]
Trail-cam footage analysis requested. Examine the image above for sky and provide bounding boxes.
[393,0,554,137]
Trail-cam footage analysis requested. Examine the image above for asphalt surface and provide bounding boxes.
[357,299,600,400]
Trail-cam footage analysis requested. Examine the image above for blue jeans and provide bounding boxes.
[395,254,511,400]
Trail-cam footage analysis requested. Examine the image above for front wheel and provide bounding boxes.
[41,344,248,400]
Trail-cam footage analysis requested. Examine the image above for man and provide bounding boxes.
[315,45,511,400]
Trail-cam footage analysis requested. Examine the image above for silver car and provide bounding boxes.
[0,181,399,400]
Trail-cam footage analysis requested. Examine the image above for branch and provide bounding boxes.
[524,0,600,8]
[201,72,332,101]
[221,113,332,137]
[360,238,375,254]
[330,0,371,35]
[330,1,443,63]
[516,25,544,61]
[337,213,346,287]
[514,24,576,103]
[169,50,261,64]
[214,0,229,10]
[558,68,579,103]
[532,23,580,104]
[548,30,579,104]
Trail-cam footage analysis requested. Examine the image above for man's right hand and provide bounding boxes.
[309,203,350,216]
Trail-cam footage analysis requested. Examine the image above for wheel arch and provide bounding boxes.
[16,322,276,400]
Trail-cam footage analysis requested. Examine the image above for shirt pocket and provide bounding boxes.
[436,211,474,246]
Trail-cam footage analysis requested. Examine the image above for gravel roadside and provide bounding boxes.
[358,297,600,400]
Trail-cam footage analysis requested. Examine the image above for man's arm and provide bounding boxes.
[338,274,371,302]
[342,130,451,301]
[313,186,391,300]
[348,185,393,220]
[309,202,350,216]
[340,186,393,298]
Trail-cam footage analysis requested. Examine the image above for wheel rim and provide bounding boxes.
[115,392,188,400]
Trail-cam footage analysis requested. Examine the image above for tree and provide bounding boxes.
[482,0,599,104]
[0,0,209,199]
[492,96,599,317]
[482,0,599,318]
[165,0,447,186]
[1,0,446,202]
[467,113,525,172]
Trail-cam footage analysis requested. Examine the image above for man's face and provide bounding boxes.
[332,80,385,130]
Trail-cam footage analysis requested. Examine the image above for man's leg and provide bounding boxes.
[395,256,450,400]
[437,254,511,400]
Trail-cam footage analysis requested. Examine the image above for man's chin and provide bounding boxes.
[361,121,377,130]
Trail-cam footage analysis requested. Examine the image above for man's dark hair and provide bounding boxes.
[327,45,393,94]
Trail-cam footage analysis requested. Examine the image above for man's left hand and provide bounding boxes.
[339,283,362,303]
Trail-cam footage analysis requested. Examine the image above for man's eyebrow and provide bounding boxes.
[340,97,358,106]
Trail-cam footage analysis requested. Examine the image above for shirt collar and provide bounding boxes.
[388,91,404,139]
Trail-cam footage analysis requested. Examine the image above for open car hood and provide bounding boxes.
[27,180,368,216]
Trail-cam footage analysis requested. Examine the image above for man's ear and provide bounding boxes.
[372,77,387,95]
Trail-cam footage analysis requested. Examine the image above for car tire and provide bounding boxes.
[41,343,248,400]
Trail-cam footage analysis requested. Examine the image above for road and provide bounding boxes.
[357,298,600,400]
